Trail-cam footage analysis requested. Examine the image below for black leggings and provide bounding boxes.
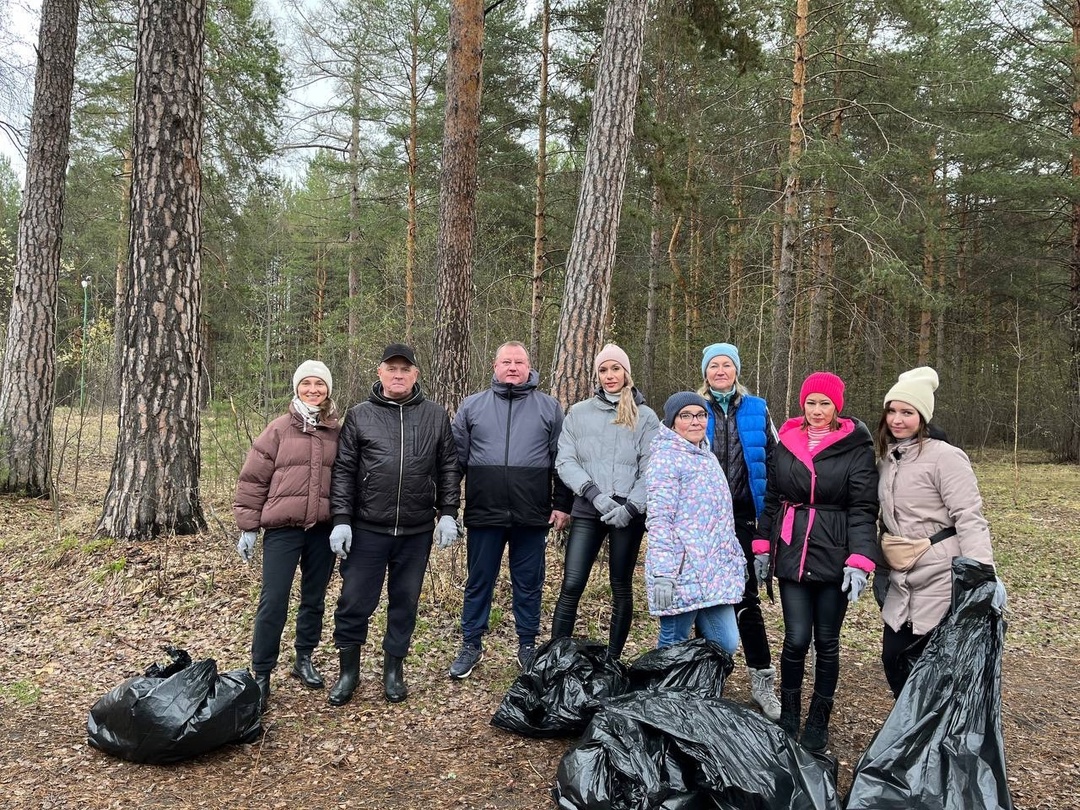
[550,517,644,659]
[778,578,848,700]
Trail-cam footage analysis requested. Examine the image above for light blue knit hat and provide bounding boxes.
[701,343,741,378]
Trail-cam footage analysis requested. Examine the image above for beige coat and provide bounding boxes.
[878,438,994,634]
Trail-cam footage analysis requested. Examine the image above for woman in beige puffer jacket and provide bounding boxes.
[875,367,1003,698]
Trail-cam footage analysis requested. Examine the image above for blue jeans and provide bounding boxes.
[778,578,848,699]
[658,604,739,654]
[251,524,336,673]
[460,526,548,647]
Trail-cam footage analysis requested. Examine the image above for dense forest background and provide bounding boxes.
[0,0,1077,457]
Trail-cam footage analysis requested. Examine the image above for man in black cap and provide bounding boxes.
[326,343,460,705]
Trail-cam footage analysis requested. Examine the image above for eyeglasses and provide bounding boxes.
[676,411,709,423]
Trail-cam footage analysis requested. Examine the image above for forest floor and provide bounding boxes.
[0,412,1077,809]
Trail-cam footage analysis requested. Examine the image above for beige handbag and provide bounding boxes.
[880,533,932,572]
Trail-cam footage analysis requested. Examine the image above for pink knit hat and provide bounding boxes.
[594,343,632,379]
[799,371,845,413]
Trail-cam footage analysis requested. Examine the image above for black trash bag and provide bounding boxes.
[846,557,1013,810]
[553,689,841,810]
[491,638,628,738]
[87,647,263,764]
[626,638,734,698]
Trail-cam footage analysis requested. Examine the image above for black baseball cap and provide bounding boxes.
[380,343,417,366]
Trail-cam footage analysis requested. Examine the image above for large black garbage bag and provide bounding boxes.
[627,638,734,697]
[846,557,1012,809]
[491,638,628,738]
[553,689,841,810]
[87,647,263,764]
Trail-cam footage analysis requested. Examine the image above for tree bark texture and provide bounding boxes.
[431,0,483,413]
[1067,0,1080,461]
[99,0,208,538]
[550,0,648,410]
[0,0,79,498]
[529,0,550,362]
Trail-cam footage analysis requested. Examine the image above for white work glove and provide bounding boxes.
[434,515,459,549]
[653,577,675,611]
[754,553,770,583]
[601,505,632,528]
[991,578,1008,613]
[237,531,258,564]
[591,493,620,515]
[329,524,353,560]
[842,566,868,603]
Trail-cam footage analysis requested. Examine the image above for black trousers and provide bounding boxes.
[251,524,336,674]
[550,516,644,659]
[333,527,432,658]
[881,620,933,698]
[778,578,848,700]
[733,513,772,669]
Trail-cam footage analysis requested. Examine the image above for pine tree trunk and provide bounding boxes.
[98,0,207,539]
[405,6,421,346]
[347,76,362,401]
[0,0,79,498]
[643,182,662,398]
[550,0,648,409]
[431,0,483,412]
[529,0,550,362]
[1066,2,1080,461]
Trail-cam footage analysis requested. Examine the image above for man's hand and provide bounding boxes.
[549,510,570,532]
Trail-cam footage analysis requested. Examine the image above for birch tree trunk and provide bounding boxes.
[98,0,207,538]
[550,0,648,409]
[431,0,483,412]
[0,0,79,498]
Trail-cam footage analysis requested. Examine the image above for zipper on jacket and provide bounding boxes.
[394,405,405,534]
[503,396,514,523]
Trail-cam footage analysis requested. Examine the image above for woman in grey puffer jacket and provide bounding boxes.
[552,344,660,660]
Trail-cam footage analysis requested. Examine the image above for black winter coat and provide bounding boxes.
[755,416,880,584]
[330,383,460,535]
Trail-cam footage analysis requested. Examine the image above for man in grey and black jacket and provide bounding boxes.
[447,341,571,678]
[326,343,460,706]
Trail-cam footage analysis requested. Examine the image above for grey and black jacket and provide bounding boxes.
[330,382,459,536]
[453,369,572,528]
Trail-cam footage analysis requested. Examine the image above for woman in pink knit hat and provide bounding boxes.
[751,371,880,751]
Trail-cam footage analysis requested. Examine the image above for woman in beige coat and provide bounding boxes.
[874,367,1005,698]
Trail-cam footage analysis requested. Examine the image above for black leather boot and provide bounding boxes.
[254,671,271,714]
[800,692,833,752]
[291,652,325,689]
[383,653,408,703]
[327,646,361,706]
[779,688,801,738]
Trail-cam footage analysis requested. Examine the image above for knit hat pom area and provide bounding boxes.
[594,343,632,379]
[293,360,333,396]
[884,366,939,422]
[799,371,845,413]
[700,342,741,377]
[662,391,710,428]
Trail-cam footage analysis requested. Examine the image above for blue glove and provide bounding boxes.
[591,493,620,515]
[433,515,459,549]
[992,578,1007,613]
[842,566,868,603]
[237,531,257,564]
[601,505,632,528]
[754,553,770,583]
[329,524,352,560]
[653,577,675,611]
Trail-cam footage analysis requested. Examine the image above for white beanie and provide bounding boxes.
[293,360,333,397]
[884,366,938,422]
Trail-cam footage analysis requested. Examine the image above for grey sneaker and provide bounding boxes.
[517,643,537,671]
[449,643,483,679]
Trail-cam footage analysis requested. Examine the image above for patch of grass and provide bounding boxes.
[81,536,115,554]
[0,680,40,706]
[92,556,126,582]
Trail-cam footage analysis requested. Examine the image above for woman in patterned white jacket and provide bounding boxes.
[644,391,746,654]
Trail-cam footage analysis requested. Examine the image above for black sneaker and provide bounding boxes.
[449,643,483,679]
[517,643,537,671]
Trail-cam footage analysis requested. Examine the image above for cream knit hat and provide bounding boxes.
[293,360,333,397]
[883,366,938,422]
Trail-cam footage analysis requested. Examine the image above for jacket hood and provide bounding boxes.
[591,385,647,407]
[491,367,540,399]
[369,381,424,408]
[653,423,710,457]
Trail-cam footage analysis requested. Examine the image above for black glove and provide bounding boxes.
[872,569,890,608]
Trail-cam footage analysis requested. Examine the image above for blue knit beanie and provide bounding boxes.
[701,343,741,378]
[663,391,710,428]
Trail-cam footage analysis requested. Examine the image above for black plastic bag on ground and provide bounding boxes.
[626,637,734,697]
[846,557,1013,809]
[553,689,841,810]
[491,638,628,738]
[87,647,262,764]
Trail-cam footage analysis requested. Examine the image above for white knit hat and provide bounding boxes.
[884,366,938,422]
[293,360,333,396]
